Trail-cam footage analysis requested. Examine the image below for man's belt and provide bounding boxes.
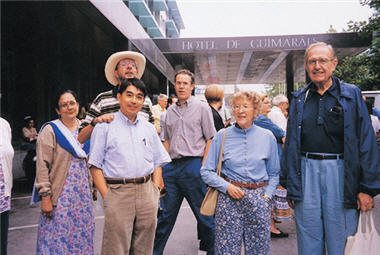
[221,173,267,189]
[301,152,344,160]
[105,174,151,184]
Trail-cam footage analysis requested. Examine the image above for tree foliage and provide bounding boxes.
[334,0,380,90]
[334,54,377,90]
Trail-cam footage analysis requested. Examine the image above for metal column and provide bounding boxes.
[286,51,294,101]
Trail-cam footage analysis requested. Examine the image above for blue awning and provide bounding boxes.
[139,15,156,28]
[148,27,164,38]
[166,19,179,38]
[167,0,185,29]
[153,0,168,12]
[129,0,150,16]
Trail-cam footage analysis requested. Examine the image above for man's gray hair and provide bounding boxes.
[272,94,288,106]
[158,94,168,101]
[304,42,337,63]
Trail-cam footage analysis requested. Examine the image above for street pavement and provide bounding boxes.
[7,179,380,255]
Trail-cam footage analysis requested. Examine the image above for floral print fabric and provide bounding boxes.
[36,157,94,255]
[214,186,271,255]
[273,185,292,221]
[0,161,11,213]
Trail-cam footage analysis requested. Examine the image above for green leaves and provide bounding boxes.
[334,0,380,91]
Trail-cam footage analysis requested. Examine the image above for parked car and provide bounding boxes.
[362,90,380,110]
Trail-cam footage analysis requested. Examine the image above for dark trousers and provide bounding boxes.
[154,157,215,255]
[1,211,9,255]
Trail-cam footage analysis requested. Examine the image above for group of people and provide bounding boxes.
[0,41,379,255]
[201,42,380,255]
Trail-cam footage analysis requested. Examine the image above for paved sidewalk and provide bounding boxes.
[7,185,380,255]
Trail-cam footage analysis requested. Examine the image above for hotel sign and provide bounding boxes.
[181,36,318,51]
[154,33,370,53]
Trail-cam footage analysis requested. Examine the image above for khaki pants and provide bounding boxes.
[102,180,160,255]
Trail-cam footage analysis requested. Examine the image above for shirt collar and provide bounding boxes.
[176,96,195,107]
[117,110,140,125]
[293,76,351,100]
[326,78,339,98]
[309,76,339,96]
[308,78,338,97]
[158,105,165,111]
[233,122,256,134]
[309,83,318,93]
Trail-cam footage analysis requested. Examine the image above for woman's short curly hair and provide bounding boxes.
[229,91,262,120]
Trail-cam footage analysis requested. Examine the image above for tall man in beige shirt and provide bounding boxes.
[154,69,216,255]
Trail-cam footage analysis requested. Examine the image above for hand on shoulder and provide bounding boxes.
[93,113,115,126]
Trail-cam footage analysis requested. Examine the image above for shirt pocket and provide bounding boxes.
[142,137,154,163]
[324,110,344,136]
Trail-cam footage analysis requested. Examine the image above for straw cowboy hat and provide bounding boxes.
[104,51,146,86]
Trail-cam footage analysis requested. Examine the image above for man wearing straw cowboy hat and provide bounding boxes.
[78,50,164,198]
[78,50,153,143]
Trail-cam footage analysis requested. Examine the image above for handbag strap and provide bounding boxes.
[358,210,378,234]
[366,210,378,234]
[357,211,363,234]
[216,129,226,176]
[370,210,380,235]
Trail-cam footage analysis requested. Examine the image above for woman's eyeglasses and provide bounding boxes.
[60,101,77,109]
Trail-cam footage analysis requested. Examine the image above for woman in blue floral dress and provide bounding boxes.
[201,91,280,254]
[35,90,94,254]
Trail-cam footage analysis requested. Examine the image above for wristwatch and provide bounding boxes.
[90,119,96,127]
[40,192,50,197]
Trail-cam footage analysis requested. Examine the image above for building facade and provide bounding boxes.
[1,0,183,144]
[128,0,184,38]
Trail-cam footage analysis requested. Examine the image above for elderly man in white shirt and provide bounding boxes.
[268,94,289,132]
[152,94,168,134]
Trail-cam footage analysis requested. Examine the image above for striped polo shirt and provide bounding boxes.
[81,90,154,129]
